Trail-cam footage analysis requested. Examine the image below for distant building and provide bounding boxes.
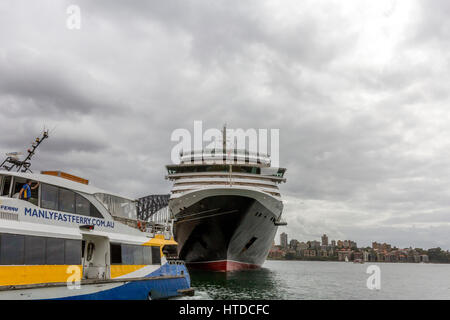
[353,251,363,261]
[373,242,391,251]
[280,232,288,249]
[303,249,317,257]
[289,239,300,250]
[268,246,285,259]
[308,240,321,249]
[338,250,352,261]
[337,240,344,248]
[321,234,329,246]
[297,242,308,251]
[319,250,328,257]
[331,240,336,248]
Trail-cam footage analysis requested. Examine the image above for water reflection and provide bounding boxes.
[190,267,286,300]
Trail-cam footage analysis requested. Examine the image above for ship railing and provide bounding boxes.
[112,215,173,237]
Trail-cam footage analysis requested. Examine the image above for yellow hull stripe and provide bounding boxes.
[110,265,146,279]
[0,265,82,286]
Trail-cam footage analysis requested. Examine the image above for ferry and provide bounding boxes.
[166,127,287,271]
[0,170,192,300]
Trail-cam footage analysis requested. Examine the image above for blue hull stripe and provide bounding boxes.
[54,263,191,300]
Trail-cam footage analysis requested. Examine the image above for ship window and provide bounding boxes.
[46,237,65,265]
[232,166,260,174]
[143,246,152,265]
[75,194,103,218]
[12,177,26,197]
[1,234,81,265]
[0,234,25,265]
[90,203,103,218]
[41,184,59,210]
[110,243,122,264]
[95,193,136,220]
[75,193,90,216]
[244,237,258,251]
[59,188,75,214]
[114,244,154,265]
[152,246,161,265]
[25,235,46,265]
[162,245,178,259]
[133,246,144,265]
[121,244,135,265]
[0,176,12,196]
[65,239,82,265]
[167,165,230,174]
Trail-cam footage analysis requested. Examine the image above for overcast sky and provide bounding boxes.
[1,0,449,250]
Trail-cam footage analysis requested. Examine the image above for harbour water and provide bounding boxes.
[183,260,450,300]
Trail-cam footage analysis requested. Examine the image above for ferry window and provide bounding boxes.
[65,239,81,265]
[25,236,46,265]
[75,194,103,218]
[120,244,146,265]
[59,188,75,213]
[121,244,134,265]
[143,246,152,265]
[12,178,26,198]
[95,193,136,220]
[0,234,25,265]
[110,243,122,264]
[151,246,161,265]
[41,184,59,210]
[46,238,65,264]
[90,203,103,218]
[75,194,90,216]
[1,176,11,196]
[162,245,178,259]
[133,246,144,265]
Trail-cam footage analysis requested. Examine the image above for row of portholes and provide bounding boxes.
[254,211,277,223]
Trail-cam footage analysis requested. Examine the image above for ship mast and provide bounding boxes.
[222,124,227,153]
[0,130,49,173]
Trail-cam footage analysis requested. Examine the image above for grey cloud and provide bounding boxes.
[0,0,450,249]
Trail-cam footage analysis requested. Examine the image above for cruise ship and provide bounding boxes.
[166,130,287,271]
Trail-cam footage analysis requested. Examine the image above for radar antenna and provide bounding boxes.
[0,130,49,173]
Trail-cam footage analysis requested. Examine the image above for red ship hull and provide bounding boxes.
[187,260,260,272]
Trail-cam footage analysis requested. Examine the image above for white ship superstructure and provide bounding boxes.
[166,142,287,271]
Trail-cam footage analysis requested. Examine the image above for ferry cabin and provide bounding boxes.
[0,171,189,299]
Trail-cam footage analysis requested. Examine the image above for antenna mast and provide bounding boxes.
[0,130,49,173]
[222,124,227,153]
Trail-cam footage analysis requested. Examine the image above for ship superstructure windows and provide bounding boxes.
[166,164,285,178]
[0,175,12,197]
[110,243,160,265]
[167,165,230,175]
[41,184,59,210]
[59,187,76,213]
[0,233,82,266]
[95,193,136,220]
[40,183,103,218]
[231,165,261,174]
[25,236,46,265]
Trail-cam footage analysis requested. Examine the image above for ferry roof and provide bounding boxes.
[0,171,134,201]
